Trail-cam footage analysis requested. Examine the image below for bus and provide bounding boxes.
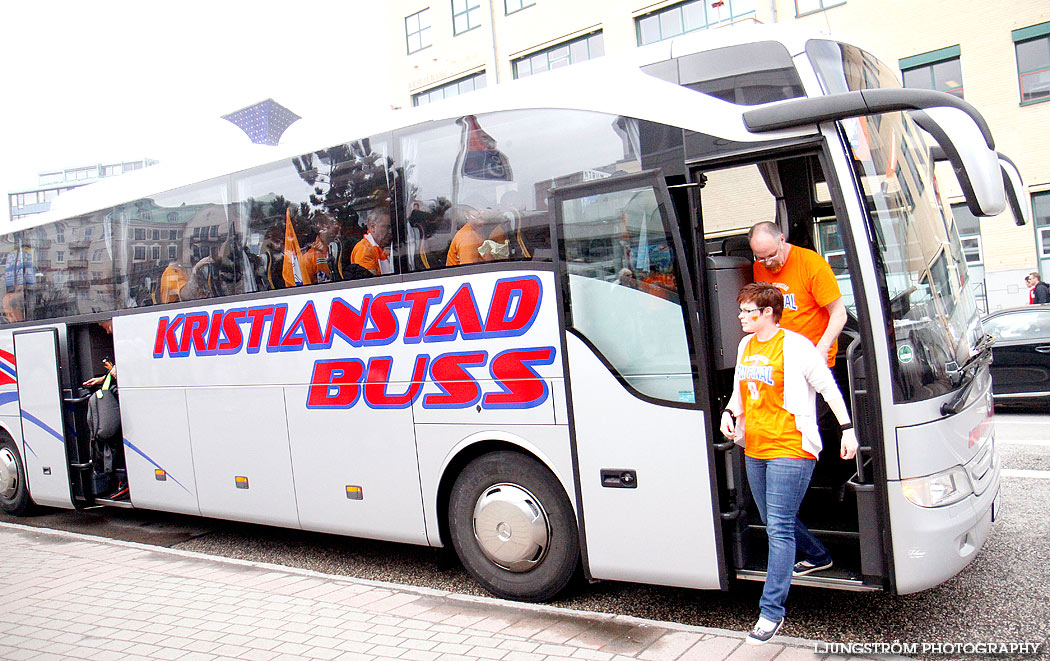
[0,25,1019,602]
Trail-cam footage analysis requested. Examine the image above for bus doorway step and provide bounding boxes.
[91,498,134,509]
[735,569,880,591]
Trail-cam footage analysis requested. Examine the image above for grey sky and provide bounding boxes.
[0,1,390,221]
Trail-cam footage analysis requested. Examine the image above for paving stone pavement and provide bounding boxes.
[0,522,897,661]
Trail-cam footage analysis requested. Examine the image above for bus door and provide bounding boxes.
[553,170,725,590]
[12,327,76,509]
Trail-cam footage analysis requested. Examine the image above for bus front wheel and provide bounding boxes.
[448,451,579,602]
[0,434,33,516]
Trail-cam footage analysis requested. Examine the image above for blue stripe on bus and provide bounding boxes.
[122,438,191,495]
[0,392,18,406]
[19,409,64,442]
[18,407,191,497]
[0,363,15,378]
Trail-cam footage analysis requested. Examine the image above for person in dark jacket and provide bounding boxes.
[1027,272,1050,305]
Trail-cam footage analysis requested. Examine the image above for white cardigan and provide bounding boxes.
[726,328,845,458]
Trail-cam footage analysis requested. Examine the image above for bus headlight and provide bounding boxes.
[901,466,973,508]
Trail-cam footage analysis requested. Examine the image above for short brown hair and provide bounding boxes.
[737,282,783,322]
[1028,272,1041,282]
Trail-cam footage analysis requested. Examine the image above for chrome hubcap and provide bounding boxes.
[0,448,18,500]
[472,483,551,572]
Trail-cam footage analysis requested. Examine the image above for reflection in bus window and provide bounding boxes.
[24,212,114,320]
[235,137,395,290]
[560,183,693,403]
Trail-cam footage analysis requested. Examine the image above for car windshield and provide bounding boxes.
[808,40,982,403]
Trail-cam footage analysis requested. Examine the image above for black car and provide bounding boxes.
[982,305,1050,407]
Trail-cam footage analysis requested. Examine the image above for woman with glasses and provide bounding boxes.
[719,282,858,646]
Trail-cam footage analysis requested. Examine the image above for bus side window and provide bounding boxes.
[235,136,395,287]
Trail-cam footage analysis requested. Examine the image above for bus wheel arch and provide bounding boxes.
[440,443,580,602]
[0,428,34,516]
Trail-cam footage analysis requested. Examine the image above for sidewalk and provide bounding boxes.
[0,522,888,661]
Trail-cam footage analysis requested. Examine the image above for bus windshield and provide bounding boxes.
[807,40,981,403]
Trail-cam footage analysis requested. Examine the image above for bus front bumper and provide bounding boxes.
[888,453,1001,595]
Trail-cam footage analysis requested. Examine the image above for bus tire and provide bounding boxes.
[0,434,34,517]
[448,451,579,602]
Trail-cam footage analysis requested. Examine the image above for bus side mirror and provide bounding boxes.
[908,109,1006,218]
[741,88,1008,220]
[927,145,1030,226]
[998,153,1030,226]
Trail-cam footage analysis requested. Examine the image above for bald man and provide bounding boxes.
[749,221,846,367]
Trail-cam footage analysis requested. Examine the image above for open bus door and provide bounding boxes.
[551,169,726,590]
[12,322,127,511]
[12,326,77,509]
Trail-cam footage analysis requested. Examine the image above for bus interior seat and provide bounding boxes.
[722,234,753,260]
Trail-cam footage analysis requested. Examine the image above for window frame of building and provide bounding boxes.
[635,0,756,47]
[1013,22,1050,105]
[405,8,432,54]
[505,0,534,15]
[1034,191,1050,280]
[452,0,481,35]
[900,46,964,99]
[794,0,844,17]
[412,71,487,106]
[513,31,604,79]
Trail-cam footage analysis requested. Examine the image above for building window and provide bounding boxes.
[505,0,534,14]
[413,71,487,106]
[134,228,146,240]
[452,0,481,35]
[900,46,963,98]
[168,245,177,260]
[514,32,604,79]
[636,0,756,46]
[133,246,145,261]
[1034,192,1050,278]
[406,8,432,54]
[794,0,844,15]
[1014,23,1050,104]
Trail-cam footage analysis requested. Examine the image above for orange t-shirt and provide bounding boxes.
[754,245,841,366]
[299,239,332,285]
[738,330,811,460]
[159,264,189,303]
[351,235,388,274]
[446,224,507,266]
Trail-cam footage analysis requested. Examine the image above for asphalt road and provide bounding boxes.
[3,411,1048,658]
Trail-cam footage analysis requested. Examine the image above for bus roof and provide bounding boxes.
[13,24,841,235]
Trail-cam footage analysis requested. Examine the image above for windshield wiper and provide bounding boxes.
[940,334,995,416]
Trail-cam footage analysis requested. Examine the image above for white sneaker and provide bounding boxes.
[745,616,783,645]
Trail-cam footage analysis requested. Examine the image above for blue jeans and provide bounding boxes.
[745,455,830,623]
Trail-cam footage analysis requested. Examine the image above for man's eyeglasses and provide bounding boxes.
[738,306,768,317]
[753,240,782,266]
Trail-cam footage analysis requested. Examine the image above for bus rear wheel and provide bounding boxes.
[0,434,33,516]
[448,451,579,602]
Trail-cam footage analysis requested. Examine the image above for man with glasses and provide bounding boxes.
[1026,272,1050,305]
[749,222,846,368]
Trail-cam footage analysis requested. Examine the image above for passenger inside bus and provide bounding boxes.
[350,207,394,276]
[297,214,340,285]
[405,198,453,270]
[446,205,509,266]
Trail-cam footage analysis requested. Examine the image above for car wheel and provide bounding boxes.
[448,451,579,602]
[0,434,33,516]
